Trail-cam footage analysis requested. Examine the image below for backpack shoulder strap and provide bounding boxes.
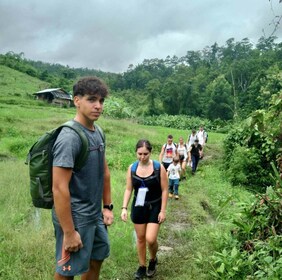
[153,160,161,184]
[131,161,139,185]
[62,120,89,170]
[153,160,160,169]
[131,161,139,174]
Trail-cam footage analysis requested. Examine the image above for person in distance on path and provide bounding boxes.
[188,139,203,175]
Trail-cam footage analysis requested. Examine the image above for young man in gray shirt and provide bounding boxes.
[52,76,114,280]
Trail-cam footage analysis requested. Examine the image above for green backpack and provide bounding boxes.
[25,120,103,209]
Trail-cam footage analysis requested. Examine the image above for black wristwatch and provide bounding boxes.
[103,203,114,211]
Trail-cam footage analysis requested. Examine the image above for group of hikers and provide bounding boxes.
[159,127,207,200]
[49,76,208,280]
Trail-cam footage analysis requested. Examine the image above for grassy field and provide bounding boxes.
[0,104,251,280]
[0,67,251,279]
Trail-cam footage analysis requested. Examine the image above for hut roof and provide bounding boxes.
[34,88,72,100]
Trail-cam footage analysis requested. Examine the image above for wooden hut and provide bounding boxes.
[34,88,72,107]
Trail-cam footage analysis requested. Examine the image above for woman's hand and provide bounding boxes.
[158,211,166,224]
[121,208,128,222]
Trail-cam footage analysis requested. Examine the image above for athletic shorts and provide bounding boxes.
[131,199,161,224]
[179,155,185,161]
[162,162,171,171]
[53,218,110,276]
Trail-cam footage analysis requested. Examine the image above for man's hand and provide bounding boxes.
[103,209,114,226]
[63,230,83,252]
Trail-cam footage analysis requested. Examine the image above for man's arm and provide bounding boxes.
[103,158,111,205]
[159,145,164,162]
[188,146,192,161]
[52,166,83,252]
[102,158,114,226]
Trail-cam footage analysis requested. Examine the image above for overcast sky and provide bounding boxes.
[0,0,281,73]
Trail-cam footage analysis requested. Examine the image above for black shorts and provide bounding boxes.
[131,199,161,224]
[162,162,171,171]
[179,155,185,162]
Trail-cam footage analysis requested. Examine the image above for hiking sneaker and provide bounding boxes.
[175,195,179,200]
[147,257,158,277]
[135,266,146,279]
[168,193,173,198]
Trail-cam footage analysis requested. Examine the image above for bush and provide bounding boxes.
[226,145,268,188]
[103,97,135,119]
[137,114,213,130]
[224,93,281,190]
[208,163,282,279]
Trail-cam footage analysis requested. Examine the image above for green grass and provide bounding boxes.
[0,67,252,279]
[0,65,49,97]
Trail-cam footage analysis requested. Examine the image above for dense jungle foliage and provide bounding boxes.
[224,92,281,189]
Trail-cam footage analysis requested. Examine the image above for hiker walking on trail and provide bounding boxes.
[121,139,168,279]
[177,137,188,179]
[159,134,178,171]
[187,129,198,150]
[52,77,114,280]
[167,156,182,199]
[196,126,207,158]
[188,139,203,175]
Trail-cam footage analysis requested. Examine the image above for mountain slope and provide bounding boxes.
[0,65,49,99]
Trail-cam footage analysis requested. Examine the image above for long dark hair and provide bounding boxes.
[135,139,152,152]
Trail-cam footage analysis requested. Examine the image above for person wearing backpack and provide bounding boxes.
[159,134,178,171]
[187,129,198,150]
[52,77,114,280]
[188,139,203,175]
[196,126,207,158]
[177,137,188,179]
[121,139,168,279]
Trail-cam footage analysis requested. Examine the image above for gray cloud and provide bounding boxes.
[0,0,281,73]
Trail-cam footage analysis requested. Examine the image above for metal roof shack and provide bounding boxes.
[34,88,72,107]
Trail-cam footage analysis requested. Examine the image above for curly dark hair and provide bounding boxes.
[73,76,109,98]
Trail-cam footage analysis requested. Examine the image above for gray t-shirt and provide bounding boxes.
[52,121,105,227]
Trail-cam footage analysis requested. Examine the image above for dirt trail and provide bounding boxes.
[158,143,221,254]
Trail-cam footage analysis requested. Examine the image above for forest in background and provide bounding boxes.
[1,36,282,122]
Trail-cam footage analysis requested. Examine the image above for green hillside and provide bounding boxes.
[0,65,49,102]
